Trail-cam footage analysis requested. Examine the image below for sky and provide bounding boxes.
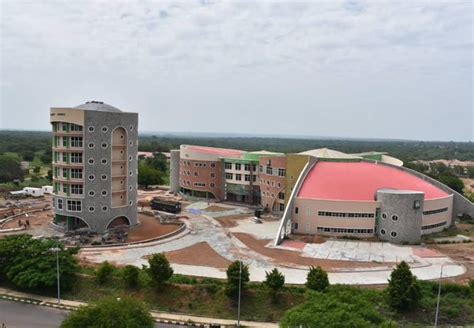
[0,0,472,141]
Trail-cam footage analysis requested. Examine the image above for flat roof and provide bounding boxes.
[298,162,449,201]
[184,145,244,158]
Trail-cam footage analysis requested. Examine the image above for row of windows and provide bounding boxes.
[260,179,282,188]
[423,207,448,216]
[259,166,286,177]
[261,191,285,199]
[421,221,447,230]
[225,173,257,182]
[318,211,375,218]
[224,162,257,171]
[88,155,133,164]
[181,170,215,178]
[54,199,134,212]
[181,161,216,168]
[54,168,83,179]
[180,180,216,188]
[53,136,83,148]
[316,226,374,234]
[87,125,134,133]
[52,122,83,132]
[54,152,83,164]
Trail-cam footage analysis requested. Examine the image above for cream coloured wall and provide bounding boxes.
[421,195,453,234]
[292,198,378,235]
[50,108,84,125]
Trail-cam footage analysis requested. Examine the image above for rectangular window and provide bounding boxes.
[62,153,68,162]
[69,124,83,131]
[244,174,251,181]
[279,203,285,211]
[70,137,83,148]
[71,168,83,179]
[235,174,242,181]
[210,172,215,178]
[62,137,68,147]
[244,164,251,171]
[252,175,257,182]
[295,207,299,214]
[235,163,241,170]
[278,168,286,177]
[70,184,83,195]
[225,173,233,180]
[57,199,63,210]
[67,200,82,212]
[252,164,257,172]
[266,166,273,175]
[224,162,232,170]
[70,152,82,163]
[278,192,285,200]
[259,165,263,173]
[62,168,68,178]
[193,182,206,187]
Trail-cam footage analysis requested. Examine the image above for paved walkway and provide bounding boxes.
[80,210,466,285]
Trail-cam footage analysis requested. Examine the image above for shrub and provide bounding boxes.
[225,261,250,299]
[264,268,285,300]
[96,261,115,285]
[61,297,154,328]
[147,253,173,287]
[280,288,394,327]
[121,265,140,288]
[306,266,329,292]
[387,261,421,311]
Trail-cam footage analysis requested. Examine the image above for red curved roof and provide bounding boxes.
[298,162,449,201]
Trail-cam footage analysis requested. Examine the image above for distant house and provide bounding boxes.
[23,187,44,197]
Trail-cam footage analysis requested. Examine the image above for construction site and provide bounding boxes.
[1,187,474,286]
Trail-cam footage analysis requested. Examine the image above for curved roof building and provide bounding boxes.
[169,144,473,244]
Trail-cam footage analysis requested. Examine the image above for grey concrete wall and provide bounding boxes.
[53,110,138,233]
[376,190,424,244]
[169,150,180,193]
[377,161,474,221]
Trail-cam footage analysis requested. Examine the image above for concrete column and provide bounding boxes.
[169,150,180,193]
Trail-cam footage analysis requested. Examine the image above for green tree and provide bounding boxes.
[0,234,78,290]
[264,268,285,300]
[306,266,329,292]
[96,261,115,284]
[145,153,167,172]
[122,265,140,288]
[61,297,154,328]
[467,166,474,179]
[280,287,394,328]
[40,150,52,164]
[22,150,35,161]
[0,154,24,183]
[387,261,421,311]
[138,164,163,188]
[438,174,465,193]
[147,253,173,287]
[225,260,250,298]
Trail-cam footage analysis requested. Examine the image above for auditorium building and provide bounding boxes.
[169,145,474,244]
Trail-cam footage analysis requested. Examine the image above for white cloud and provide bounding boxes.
[0,0,472,141]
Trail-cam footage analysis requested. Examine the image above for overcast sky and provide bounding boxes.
[0,1,472,141]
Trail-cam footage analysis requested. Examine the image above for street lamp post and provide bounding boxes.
[237,260,242,327]
[49,247,61,305]
[434,265,444,327]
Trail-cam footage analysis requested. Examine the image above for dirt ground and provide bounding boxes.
[431,242,474,284]
[163,241,232,269]
[2,209,53,230]
[214,214,247,228]
[462,178,474,193]
[127,213,181,242]
[203,205,230,212]
[233,233,388,271]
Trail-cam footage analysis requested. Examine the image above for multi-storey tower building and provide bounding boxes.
[50,101,138,233]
